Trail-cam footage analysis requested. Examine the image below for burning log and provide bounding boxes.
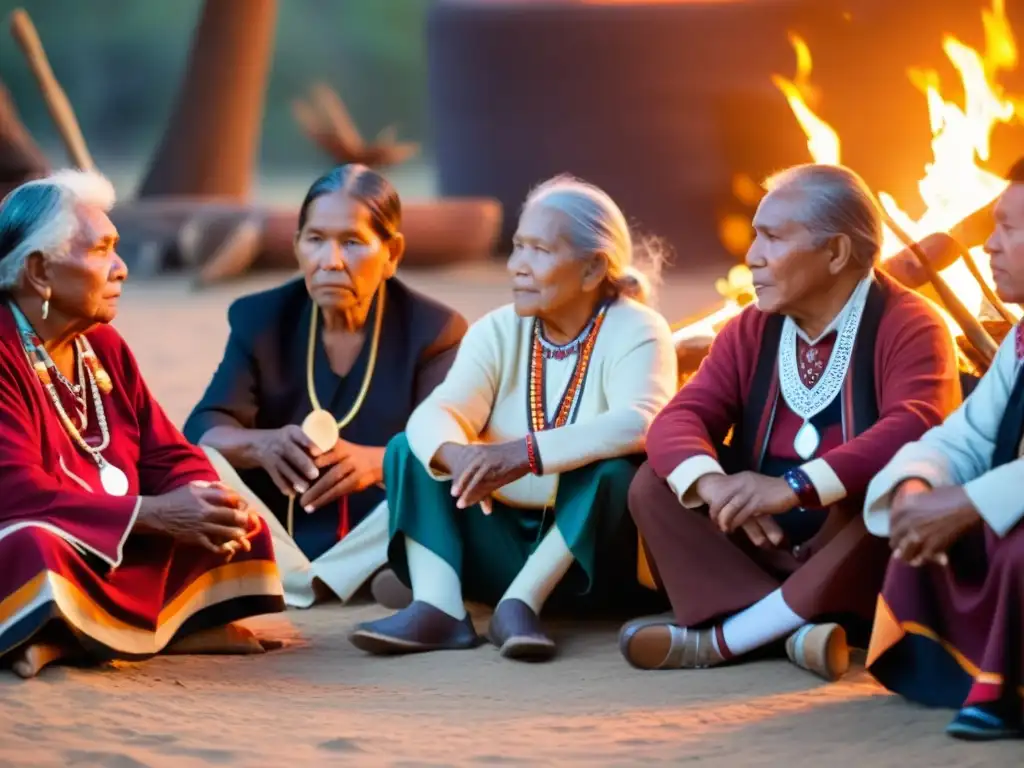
[8,9,93,171]
[883,213,999,367]
[879,232,960,289]
[958,319,1015,376]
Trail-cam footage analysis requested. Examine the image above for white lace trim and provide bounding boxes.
[778,276,872,420]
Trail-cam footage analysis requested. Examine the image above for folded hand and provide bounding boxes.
[445,441,530,511]
[890,482,980,567]
[699,471,798,533]
[299,440,384,513]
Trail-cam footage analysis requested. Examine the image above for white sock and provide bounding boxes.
[720,588,805,657]
[499,526,575,614]
[405,537,466,620]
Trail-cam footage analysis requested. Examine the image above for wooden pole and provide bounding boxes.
[8,9,94,171]
[882,213,998,366]
[952,238,1018,326]
[0,77,49,196]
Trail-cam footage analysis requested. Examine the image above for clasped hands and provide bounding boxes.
[137,481,259,560]
[436,440,531,514]
[888,478,981,567]
[695,471,798,549]
[251,425,383,513]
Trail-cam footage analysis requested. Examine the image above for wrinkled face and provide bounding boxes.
[295,192,401,313]
[985,183,1024,304]
[507,203,604,318]
[746,188,836,315]
[45,205,126,325]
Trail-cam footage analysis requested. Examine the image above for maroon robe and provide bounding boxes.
[0,306,284,660]
[631,272,961,630]
[867,333,1024,711]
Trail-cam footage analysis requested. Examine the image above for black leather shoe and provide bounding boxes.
[487,598,556,662]
[349,601,480,655]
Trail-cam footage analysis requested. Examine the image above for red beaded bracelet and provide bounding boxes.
[525,433,543,475]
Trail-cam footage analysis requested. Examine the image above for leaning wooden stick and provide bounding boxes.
[953,238,1019,325]
[8,8,95,171]
[882,213,998,366]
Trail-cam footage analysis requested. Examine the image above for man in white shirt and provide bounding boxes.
[863,157,1024,741]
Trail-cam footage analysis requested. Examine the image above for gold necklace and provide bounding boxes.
[291,283,385,536]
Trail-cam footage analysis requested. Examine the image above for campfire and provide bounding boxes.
[674,0,1022,380]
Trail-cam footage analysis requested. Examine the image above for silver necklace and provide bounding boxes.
[40,338,128,496]
[54,349,88,428]
[777,279,870,460]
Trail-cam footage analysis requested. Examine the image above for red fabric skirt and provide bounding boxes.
[0,524,284,659]
[867,524,1024,710]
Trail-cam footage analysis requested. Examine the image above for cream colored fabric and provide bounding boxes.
[405,299,678,508]
[499,525,574,614]
[406,537,467,620]
[863,326,1024,538]
[201,446,389,608]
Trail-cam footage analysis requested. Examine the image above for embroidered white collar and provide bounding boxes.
[791,271,875,345]
[778,272,874,459]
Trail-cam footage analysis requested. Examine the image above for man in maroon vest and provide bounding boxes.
[622,163,961,679]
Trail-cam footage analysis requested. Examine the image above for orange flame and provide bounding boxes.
[683,0,1023,343]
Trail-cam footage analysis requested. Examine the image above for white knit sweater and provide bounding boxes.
[405,298,678,508]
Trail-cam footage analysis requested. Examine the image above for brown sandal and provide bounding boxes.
[785,623,849,681]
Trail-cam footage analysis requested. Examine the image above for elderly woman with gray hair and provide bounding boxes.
[621,163,961,680]
[0,171,283,679]
[349,175,678,661]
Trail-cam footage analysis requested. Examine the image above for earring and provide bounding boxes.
[41,290,51,321]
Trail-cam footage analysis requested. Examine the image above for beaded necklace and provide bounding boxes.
[537,313,598,360]
[8,301,128,495]
[527,301,609,433]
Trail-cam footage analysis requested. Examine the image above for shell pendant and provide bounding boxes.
[99,460,129,496]
[793,421,820,461]
[301,408,339,453]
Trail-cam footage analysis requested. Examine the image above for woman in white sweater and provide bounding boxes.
[350,175,678,661]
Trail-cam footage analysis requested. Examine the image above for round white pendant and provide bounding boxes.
[100,462,129,496]
[301,409,339,453]
[793,421,820,461]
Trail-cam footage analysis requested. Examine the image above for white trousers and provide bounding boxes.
[202,446,390,609]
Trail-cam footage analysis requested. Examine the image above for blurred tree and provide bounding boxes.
[0,0,430,181]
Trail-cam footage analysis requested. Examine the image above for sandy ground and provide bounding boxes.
[0,263,1018,767]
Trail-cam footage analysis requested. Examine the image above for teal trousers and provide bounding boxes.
[384,433,652,613]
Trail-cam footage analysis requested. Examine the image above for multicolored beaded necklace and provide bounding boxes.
[536,311,599,360]
[527,300,610,432]
[8,300,127,496]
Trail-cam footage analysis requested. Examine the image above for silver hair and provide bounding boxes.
[524,174,664,305]
[764,163,884,269]
[0,169,117,292]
